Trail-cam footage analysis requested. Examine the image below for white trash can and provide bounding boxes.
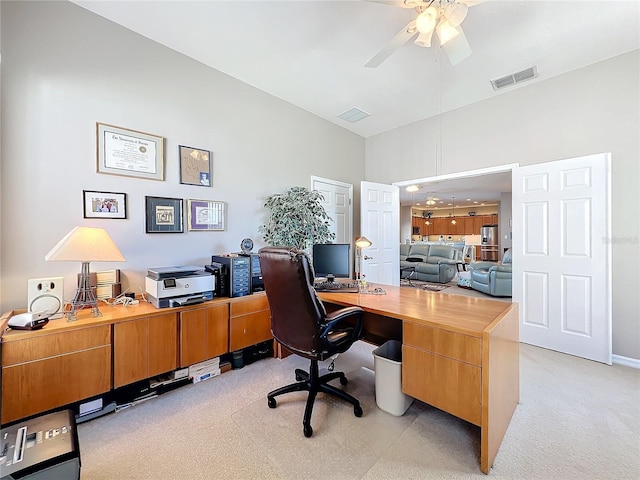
[372,340,414,416]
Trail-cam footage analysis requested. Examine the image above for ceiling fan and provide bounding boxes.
[365,0,482,68]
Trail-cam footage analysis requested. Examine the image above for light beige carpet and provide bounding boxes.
[77,341,640,479]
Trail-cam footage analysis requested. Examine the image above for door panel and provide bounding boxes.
[513,153,611,363]
[360,181,399,285]
[312,176,354,276]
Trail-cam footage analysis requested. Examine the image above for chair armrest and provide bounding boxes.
[322,306,364,340]
[437,259,456,265]
[469,261,495,271]
[489,265,512,273]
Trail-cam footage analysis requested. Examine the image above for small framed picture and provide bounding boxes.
[97,123,164,181]
[145,196,183,233]
[179,145,212,187]
[83,190,127,219]
[187,199,225,231]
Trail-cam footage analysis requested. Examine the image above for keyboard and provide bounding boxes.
[313,281,360,293]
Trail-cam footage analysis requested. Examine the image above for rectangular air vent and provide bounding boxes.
[491,66,538,90]
[337,107,370,123]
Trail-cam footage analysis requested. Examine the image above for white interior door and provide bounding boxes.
[512,153,611,364]
[360,181,399,286]
[311,176,353,274]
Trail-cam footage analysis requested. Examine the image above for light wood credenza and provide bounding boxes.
[0,294,272,425]
[318,285,519,475]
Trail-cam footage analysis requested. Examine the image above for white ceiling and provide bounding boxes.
[71,0,639,205]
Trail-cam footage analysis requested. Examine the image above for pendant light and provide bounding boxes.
[450,196,457,225]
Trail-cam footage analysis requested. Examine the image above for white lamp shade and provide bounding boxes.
[45,226,126,262]
[437,19,460,45]
[414,31,433,48]
[355,236,372,249]
[415,7,437,34]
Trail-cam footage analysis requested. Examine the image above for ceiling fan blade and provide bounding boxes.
[361,0,421,8]
[459,0,489,6]
[365,20,417,68]
[443,25,472,65]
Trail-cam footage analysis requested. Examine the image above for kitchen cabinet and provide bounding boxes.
[113,313,178,388]
[179,303,229,367]
[463,216,475,235]
[426,214,498,237]
[411,216,423,236]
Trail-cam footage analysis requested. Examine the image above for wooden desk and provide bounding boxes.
[318,285,519,475]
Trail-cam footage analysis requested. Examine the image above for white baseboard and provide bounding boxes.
[612,354,640,369]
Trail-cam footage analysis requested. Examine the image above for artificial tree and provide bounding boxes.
[259,186,335,250]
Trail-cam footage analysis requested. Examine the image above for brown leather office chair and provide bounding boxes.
[258,246,364,437]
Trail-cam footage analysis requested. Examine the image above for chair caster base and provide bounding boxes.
[303,423,313,437]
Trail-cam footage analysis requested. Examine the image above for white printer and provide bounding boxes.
[145,266,214,308]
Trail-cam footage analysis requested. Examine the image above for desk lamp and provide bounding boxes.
[354,236,372,281]
[45,226,126,321]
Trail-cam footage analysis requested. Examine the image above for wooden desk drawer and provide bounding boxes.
[403,322,481,366]
[2,325,111,366]
[402,345,481,426]
[2,345,111,424]
[230,294,269,317]
[229,310,272,352]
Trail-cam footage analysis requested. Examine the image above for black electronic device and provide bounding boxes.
[313,281,360,293]
[248,253,264,292]
[204,262,228,298]
[311,243,351,279]
[209,255,251,297]
[0,409,81,480]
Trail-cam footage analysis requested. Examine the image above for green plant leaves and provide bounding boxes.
[259,186,336,250]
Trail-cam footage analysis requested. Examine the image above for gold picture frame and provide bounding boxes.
[97,123,164,181]
[187,199,225,231]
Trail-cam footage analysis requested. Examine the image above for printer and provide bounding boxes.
[145,266,214,308]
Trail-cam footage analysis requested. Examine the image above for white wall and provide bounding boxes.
[499,192,512,252]
[366,51,640,360]
[0,1,364,309]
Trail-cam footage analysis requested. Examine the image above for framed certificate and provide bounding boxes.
[145,196,183,233]
[187,199,225,231]
[97,123,164,181]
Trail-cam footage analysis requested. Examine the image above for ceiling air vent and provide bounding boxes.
[337,107,370,123]
[491,66,538,91]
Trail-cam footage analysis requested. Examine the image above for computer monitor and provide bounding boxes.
[311,243,350,279]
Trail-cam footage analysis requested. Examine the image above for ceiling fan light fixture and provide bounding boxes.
[416,7,437,34]
[437,19,459,46]
[414,31,433,48]
[444,2,468,27]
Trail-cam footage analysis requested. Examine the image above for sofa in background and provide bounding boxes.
[468,248,513,297]
[400,243,457,284]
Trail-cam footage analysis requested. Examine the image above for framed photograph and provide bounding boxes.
[187,199,225,231]
[145,196,183,233]
[179,145,212,187]
[83,190,127,219]
[97,123,164,181]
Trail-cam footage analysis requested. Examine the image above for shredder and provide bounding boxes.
[0,409,80,480]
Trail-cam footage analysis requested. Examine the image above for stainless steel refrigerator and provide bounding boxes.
[480,225,499,261]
